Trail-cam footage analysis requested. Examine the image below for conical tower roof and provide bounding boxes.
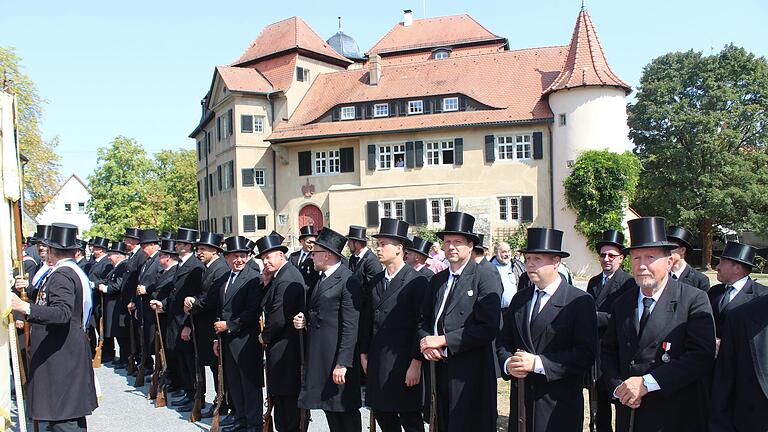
[544,7,630,95]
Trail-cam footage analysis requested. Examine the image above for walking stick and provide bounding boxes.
[93,295,104,368]
[628,408,636,432]
[298,329,307,432]
[517,377,527,432]
[428,361,437,432]
[263,318,274,432]
[588,362,598,432]
[211,328,225,432]
[189,317,204,422]
[127,313,136,375]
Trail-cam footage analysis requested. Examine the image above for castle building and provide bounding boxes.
[189,7,631,275]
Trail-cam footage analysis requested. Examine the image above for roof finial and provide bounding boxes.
[338,16,343,32]
[581,0,586,10]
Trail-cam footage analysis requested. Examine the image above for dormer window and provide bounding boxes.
[296,66,310,82]
[340,106,356,120]
[408,100,424,115]
[443,97,459,112]
[432,47,452,60]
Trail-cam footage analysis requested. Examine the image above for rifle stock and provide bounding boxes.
[588,362,598,432]
[154,310,168,407]
[93,296,104,368]
[189,318,203,423]
[211,330,225,432]
[148,336,159,400]
[262,317,274,432]
[127,317,136,375]
[135,305,147,387]
[428,361,437,432]
[517,377,527,432]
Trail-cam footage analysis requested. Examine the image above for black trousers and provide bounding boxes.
[102,337,116,359]
[272,394,300,432]
[375,410,423,432]
[48,417,87,432]
[223,343,261,426]
[324,410,361,432]
[594,384,614,432]
[116,336,130,362]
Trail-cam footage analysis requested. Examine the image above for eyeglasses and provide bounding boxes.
[599,253,622,259]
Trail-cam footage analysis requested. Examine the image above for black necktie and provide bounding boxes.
[530,289,545,326]
[436,275,459,336]
[350,255,358,271]
[671,273,678,280]
[383,278,390,292]
[639,297,654,335]
[719,285,735,311]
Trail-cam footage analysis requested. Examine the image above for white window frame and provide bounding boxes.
[340,106,356,120]
[425,139,455,166]
[377,143,406,170]
[380,200,406,221]
[313,149,341,175]
[64,202,72,213]
[434,50,449,60]
[77,202,86,213]
[256,215,268,231]
[443,97,459,112]
[496,133,533,161]
[296,66,310,82]
[498,196,521,222]
[223,161,234,190]
[253,116,264,133]
[429,197,454,225]
[515,135,532,160]
[408,100,424,115]
[373,103,389,117]
[497,136,516,160]
[254,168,266,187]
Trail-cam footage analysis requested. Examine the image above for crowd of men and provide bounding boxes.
[8,212,768,432]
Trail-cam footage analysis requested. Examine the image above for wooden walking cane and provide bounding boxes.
[517,377,527,432]
[628,408,636,432]
[428,361,437,432]
[93,295,104,368]
[189,317,204,422]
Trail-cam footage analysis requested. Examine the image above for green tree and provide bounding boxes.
[1,46,61,215]
[564,150,642,250]
[149,149,198,231]
[86,136,153,239]
[628,44,768,268]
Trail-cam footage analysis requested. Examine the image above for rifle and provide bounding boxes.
[153,310,168,407]
[127,314,136,375]
[135,299,147,387]
[189,317,203,422]
[211,330,225,432]
[93,295,104,368]
[428,361,437,432]
[588,362,598,432]
[263,317,274,432]
[517,377,527,432]
[298,329,307,432]
[147,335,159,400]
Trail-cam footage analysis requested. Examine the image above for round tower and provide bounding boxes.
[545,7,632,276]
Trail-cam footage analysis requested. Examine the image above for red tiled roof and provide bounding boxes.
[544,8,630,95]
[252,54,297,93]
[268,46,568,142]
[232,16,351,66]
[367,14,505,55]
[216,66,273,93]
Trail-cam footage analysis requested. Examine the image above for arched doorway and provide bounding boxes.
[298,204,324,231]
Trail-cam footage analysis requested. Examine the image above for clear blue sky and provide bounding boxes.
[2,0,766,180]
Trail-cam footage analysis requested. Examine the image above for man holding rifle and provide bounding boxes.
[257,233,306,432]
[496,227,597,432]
[121,227,147,374]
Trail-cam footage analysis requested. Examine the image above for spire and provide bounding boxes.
[338,16,343,32]
[544,7,630,96]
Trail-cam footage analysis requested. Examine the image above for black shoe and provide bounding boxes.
[169,390,186,398]
[113,361,127,369]
[177,402,194,413]
[220,423,246,432]
[172,396,193,407]
[220,414,238,427]
[201,404,228,418]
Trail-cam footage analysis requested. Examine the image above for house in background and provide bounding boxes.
[36,173,93,236]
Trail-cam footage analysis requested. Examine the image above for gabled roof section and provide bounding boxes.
[367,14,506,55]
[544,7,630,95]
[232,16,352,66]
[216,66,274,94]
[269,46,568,142]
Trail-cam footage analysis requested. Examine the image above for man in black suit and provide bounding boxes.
[257,234,306,432]
[131,228,162,374]
[149,239,179,391]
[121,227,147,373]
[214,236,264,432]
[347,225,381,287]
[183,232,229,414]
[497,228,598,432]
[602,217,716,432]
[294,228,363,432]
[288,225,320,289]
[667,225,711,291]
[710,293,768,431]
[88,236,115,360]
[417,212,502,432]
[405,236,436,281]
[586,230,636,432]
[360,219,428,432]
[98,241,128,367]
[75,240,92,274]
[707,241,768,341]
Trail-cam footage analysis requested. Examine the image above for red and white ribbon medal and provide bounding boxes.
[661,342,672,363]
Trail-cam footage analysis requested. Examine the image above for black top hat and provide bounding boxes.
[43,223,80,250]
[109,241,129,254]
[270,230,286,243]
[159,239,178,255]
[347,225,368,242]
[314,228,348,258]
[123,227,141,240]
[87,238,94,246]
[254,235,288,258]
[666,225,694,252]
[160,231,175,241]
[76,239,87,252]
[406,236,433,257]
[372,218,412,247]
[436,212,480,245]
[473,234,487,252]
[176,227,198,244]
[222,236,251,254]
[92,236,110,250]
[138,229,161,245]
[34,224,51,244]
[299,225,318,239]
[519,228,570,258]
[196,232,224,250]
[716,241,757,268]
[596,230,625,253]
[245,239,256,252]
[624,217,678,253]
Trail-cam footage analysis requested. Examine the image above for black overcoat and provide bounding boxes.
[188,256,229,366]
[676,264,711,292]
[359,264,428,412]
[217,265,264,377]
[416,264,435,281]
[115,248,147,337]
[28,265,98,421]
[288,250,319,290]
[416,258,502,432]
[707,278,768,337]
[88,256,113,325]
[601,279,716,432]
[162,255,204,352]
[298,264,363,412]
[103,259,126,338]
[262,262,306,396]
[497,279,597,432]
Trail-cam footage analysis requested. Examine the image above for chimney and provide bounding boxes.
[403,9,413,27]
[369,54,382,86]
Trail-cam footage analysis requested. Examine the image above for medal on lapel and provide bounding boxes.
[467,290,474,297]
[661,341,671,363]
